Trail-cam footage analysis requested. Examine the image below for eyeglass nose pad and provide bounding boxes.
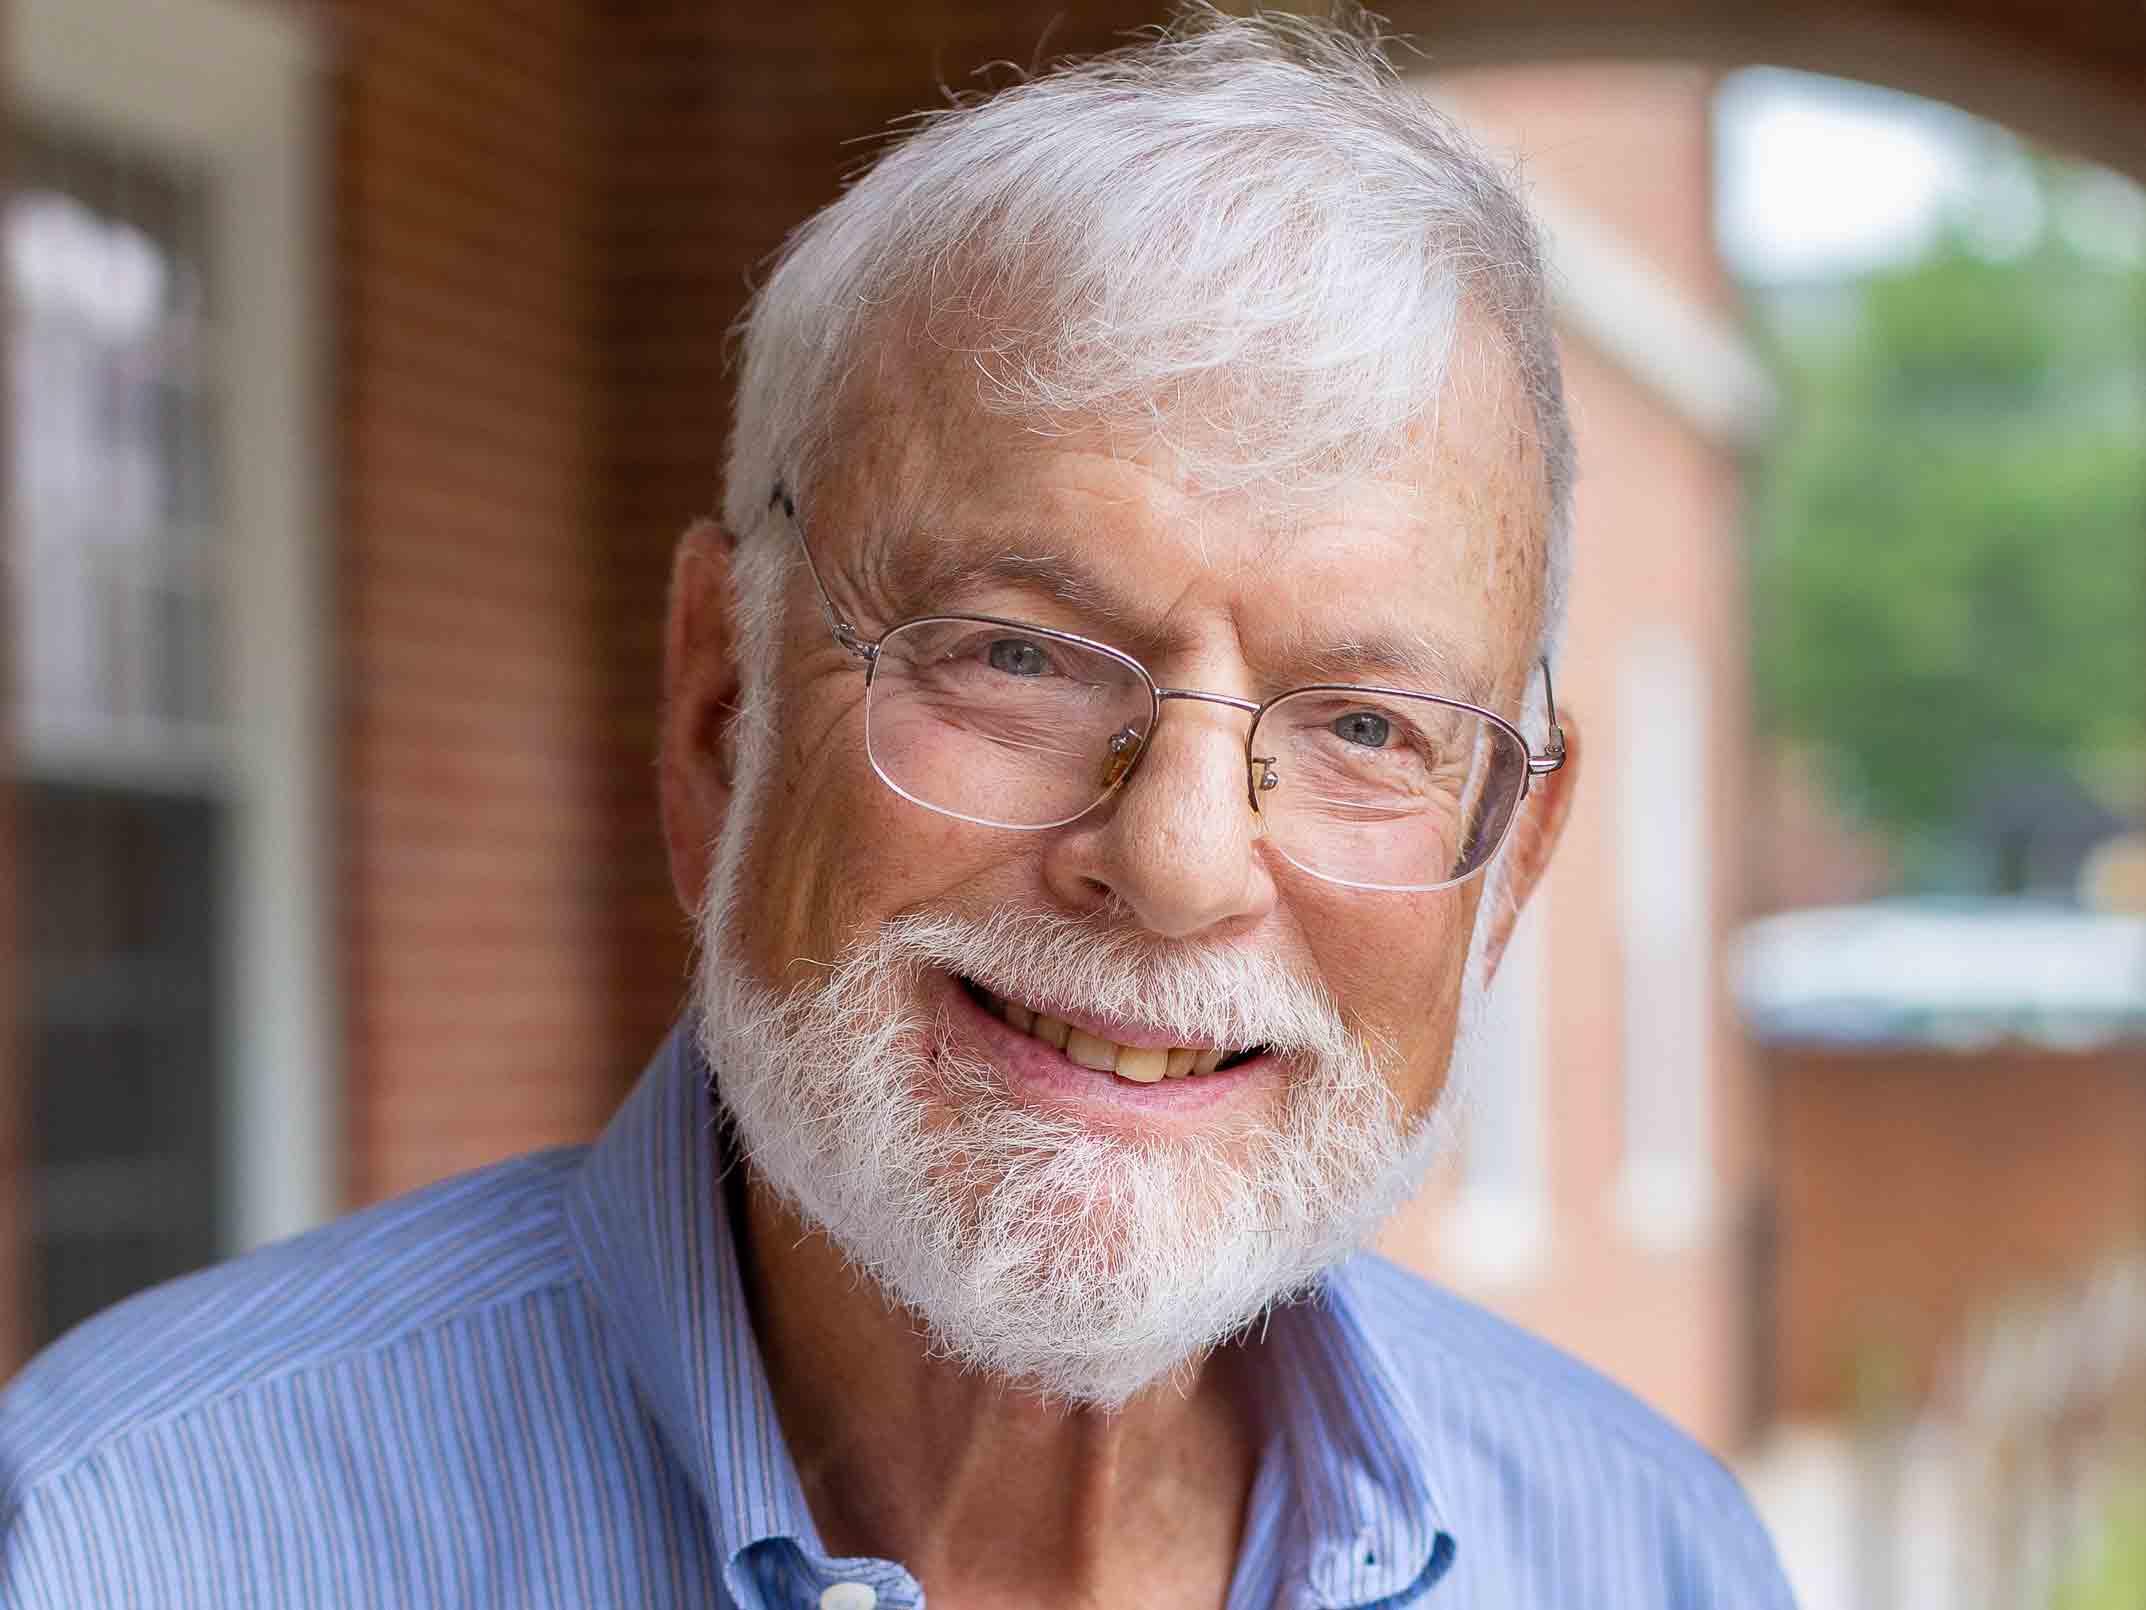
[1100,726,1144,791]
[1249,755,1281,795]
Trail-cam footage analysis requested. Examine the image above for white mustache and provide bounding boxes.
[855,907,1368,1067]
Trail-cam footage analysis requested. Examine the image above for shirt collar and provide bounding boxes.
[568,1021,1452,1610]
[1265,1272,1457,1604]
[565,1024,919,1608]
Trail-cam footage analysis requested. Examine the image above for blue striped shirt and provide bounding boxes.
[1,1026,1793,1606]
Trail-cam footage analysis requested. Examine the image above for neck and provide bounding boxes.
[735,1171,1265,1610]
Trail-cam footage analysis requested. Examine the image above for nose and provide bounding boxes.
[1040,692,1278,940]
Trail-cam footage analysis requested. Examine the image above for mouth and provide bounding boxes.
[956,975,1268,1087]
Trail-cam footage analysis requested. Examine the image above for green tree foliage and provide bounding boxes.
[1749,155,2146,880]
[2053,1479,2146,1610]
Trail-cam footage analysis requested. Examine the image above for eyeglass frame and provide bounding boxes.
[767,482,1569,891]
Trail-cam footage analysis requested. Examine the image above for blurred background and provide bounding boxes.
[3,2,2141,1606]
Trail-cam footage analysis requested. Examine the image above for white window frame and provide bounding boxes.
[1442,878,1554,1284]
[1612,624,1716,1250]
[12,0,335,1253]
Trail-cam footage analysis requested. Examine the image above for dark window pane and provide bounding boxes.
[24,781,223,1347]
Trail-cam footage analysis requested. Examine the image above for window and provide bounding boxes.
[10,0,329,1344]
[11,126,230,1343]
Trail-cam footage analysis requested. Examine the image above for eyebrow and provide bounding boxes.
[873,529,1149,633]
[1271,623,1501,708]
[868,527,1503,707]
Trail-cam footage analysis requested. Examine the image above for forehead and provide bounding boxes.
[813,319,1551,695]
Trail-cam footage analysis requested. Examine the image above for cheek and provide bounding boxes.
[733,709,1030,984]
[725,687,876,981]
[1304,887,1477,1117]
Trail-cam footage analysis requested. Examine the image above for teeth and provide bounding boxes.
[1114,1046,1169,1084]
[978,985,1246,1083]
[1063,1028,1117,1072]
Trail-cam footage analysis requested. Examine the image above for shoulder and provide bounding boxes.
[0,1146,588,1514]
[1334,1251,1794,1605]
[1341,1249,1730,1479]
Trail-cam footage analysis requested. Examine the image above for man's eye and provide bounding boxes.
[987,638,1051,677]
[1331,710,1392,748]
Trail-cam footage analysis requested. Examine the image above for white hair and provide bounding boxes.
[721,5,1574,666]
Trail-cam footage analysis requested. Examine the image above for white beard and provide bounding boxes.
[693,694,1496,1410]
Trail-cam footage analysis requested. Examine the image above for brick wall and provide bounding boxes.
[1771,1043,2146,1419]
[325,0,620,1201]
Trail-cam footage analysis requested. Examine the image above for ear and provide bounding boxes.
[658,520,745,916]
[1476,708,1582,982]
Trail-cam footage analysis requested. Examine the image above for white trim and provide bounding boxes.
[1442,1187,1549,1286]
[1611,624,1716,1251]
[1443,878,1554,1285]
[1419,81,1779,448]
[13,0,337,1253]
[1527,186,1778,449]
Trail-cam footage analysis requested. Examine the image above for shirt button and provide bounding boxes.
[819,1584,878,1610]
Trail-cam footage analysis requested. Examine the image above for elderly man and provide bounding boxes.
[1,12,1791,1608]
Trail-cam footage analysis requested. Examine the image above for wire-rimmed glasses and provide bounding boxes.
[772,485,1566,893]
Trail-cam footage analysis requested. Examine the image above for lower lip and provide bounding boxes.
[935,970,1272,1120]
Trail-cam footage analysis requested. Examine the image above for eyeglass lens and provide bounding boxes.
[1252,687,1527,889]
[867,619,1156,830]
[865,618,1529,890]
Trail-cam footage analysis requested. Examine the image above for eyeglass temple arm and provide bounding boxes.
[770,483,876,662]
[1528,656,1568,778]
